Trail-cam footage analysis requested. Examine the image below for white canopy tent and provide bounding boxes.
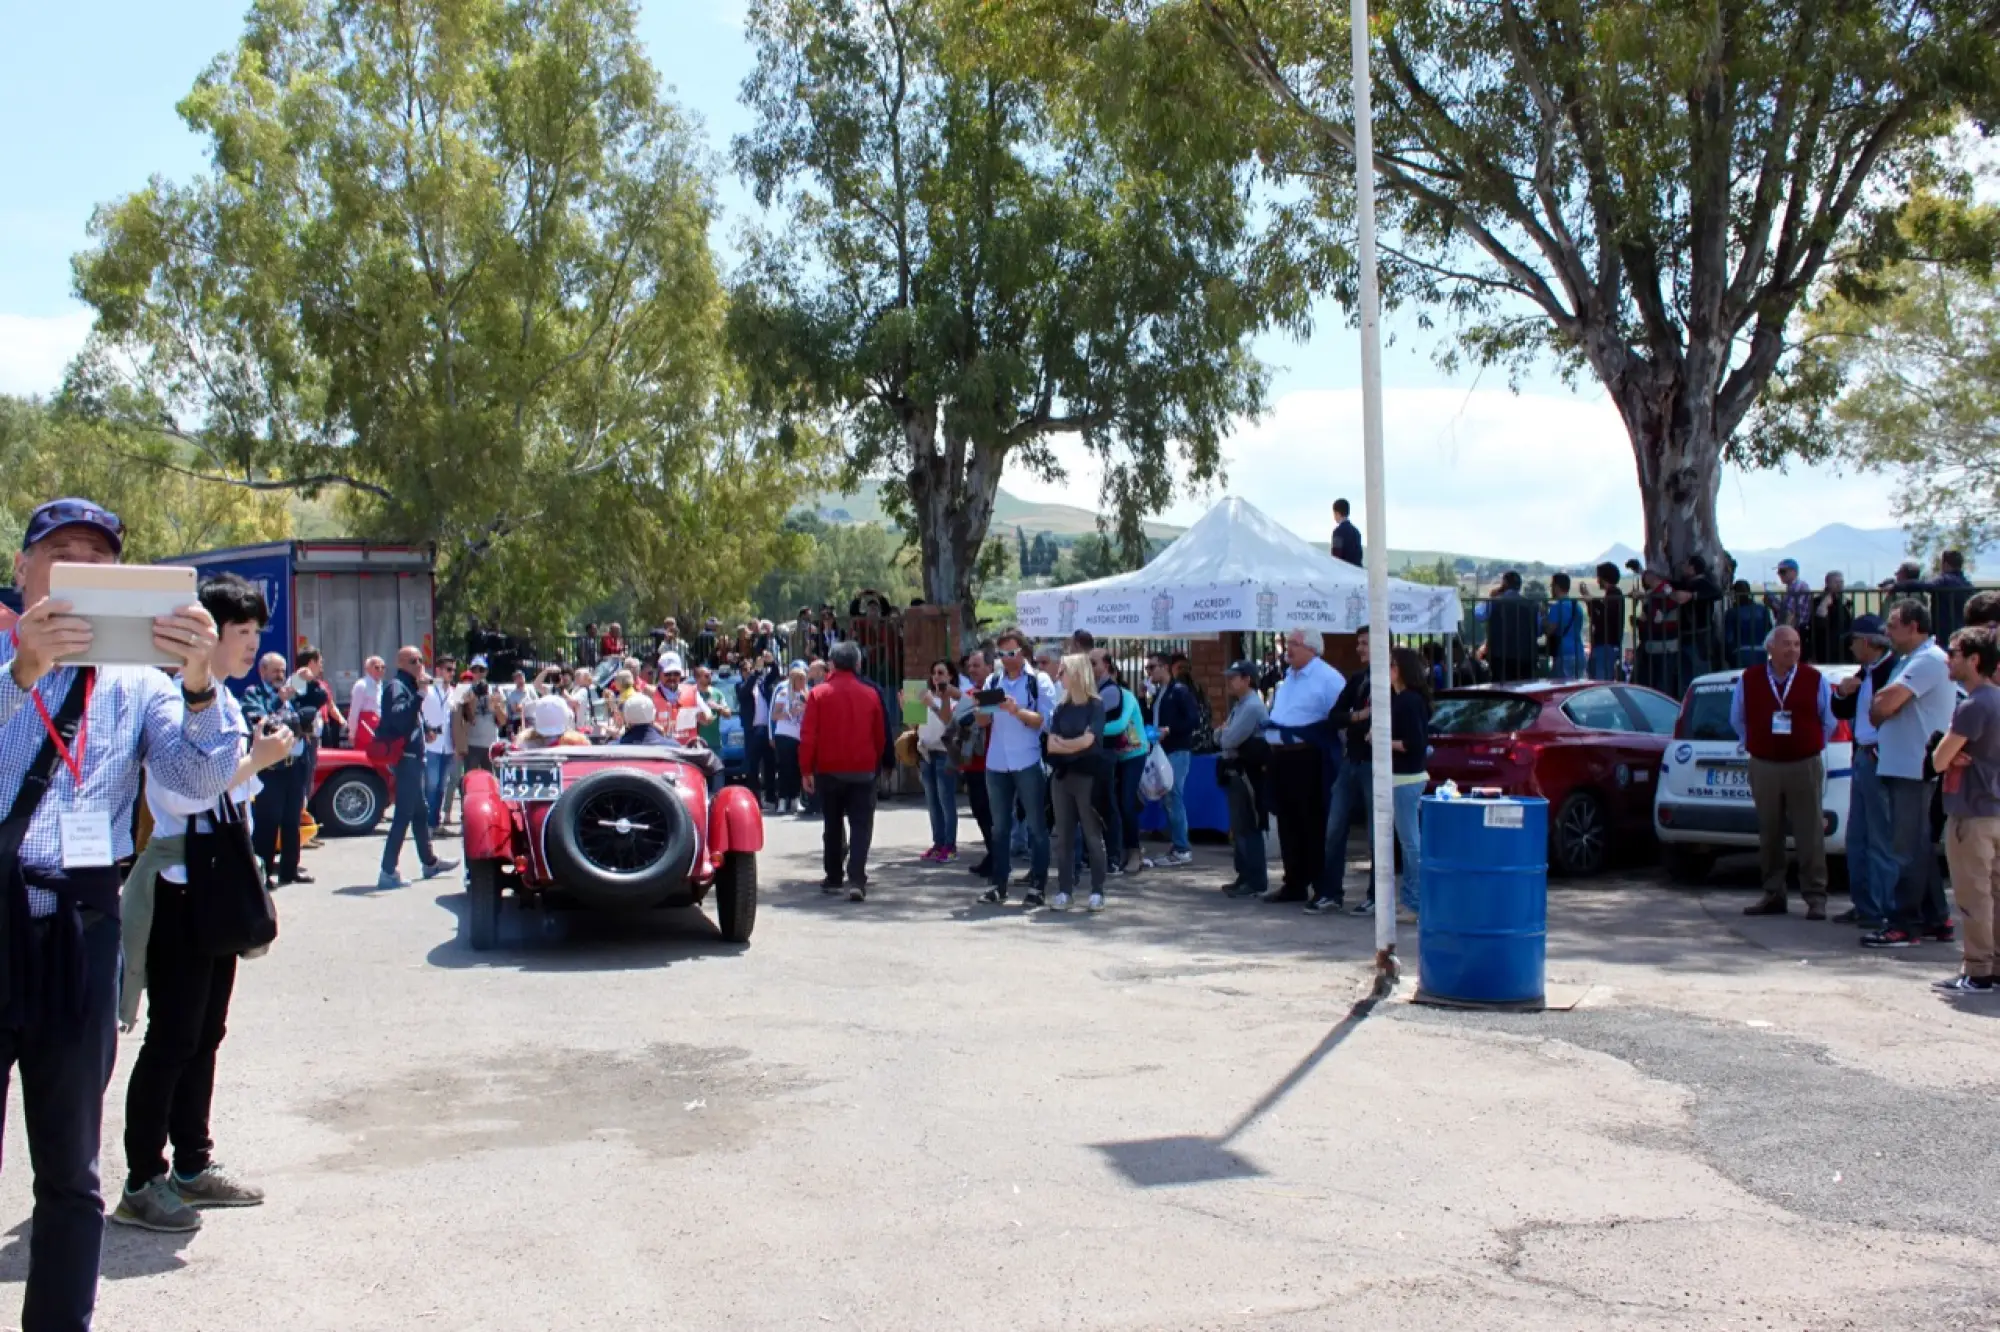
[1014,497,1462,639]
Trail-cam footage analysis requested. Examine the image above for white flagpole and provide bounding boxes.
[1350,0,1397,977]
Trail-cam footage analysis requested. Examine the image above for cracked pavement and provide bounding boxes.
[5,806,1997,1331]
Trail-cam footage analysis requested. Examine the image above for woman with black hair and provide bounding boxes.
[1388,646,1432,925]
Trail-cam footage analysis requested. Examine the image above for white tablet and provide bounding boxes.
[48,563,198,668]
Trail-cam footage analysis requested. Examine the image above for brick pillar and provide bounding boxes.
[1188,637,1230,713]
[1324,632,1361,677]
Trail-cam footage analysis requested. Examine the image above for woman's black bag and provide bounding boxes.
[184,795,278,956]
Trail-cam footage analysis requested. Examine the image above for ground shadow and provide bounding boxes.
[1092,995,1381,1188]
[0,1217,195,1284]
[423,891,748,973]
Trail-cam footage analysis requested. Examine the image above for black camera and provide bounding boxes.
[472,680,489,699]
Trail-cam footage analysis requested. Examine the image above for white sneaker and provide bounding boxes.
[1086,892,1105,912]
[1164,850,1194,868]
[1052,891,1072,911]
[1141,856,1159,870]
[376,871,409,890]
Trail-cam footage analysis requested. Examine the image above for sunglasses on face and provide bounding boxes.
[998,648,1020,659]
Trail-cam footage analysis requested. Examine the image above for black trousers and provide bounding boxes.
[775,735,803,802]
[123,878,237,1189]
[0,912,120,1332]
[819,772,878,887]
[964,765,994,852]
[252,759,305,880]
[1271,743,1329,897]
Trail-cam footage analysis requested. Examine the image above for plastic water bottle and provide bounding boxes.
[1436,779,1461,800]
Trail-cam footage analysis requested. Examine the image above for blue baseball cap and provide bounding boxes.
[21,498,123,555]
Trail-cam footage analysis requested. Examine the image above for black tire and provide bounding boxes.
[542,768,697,907]
[467,859,502,952]
[1660,844,1715,884]
[714,851,757,944]
[1550,791,1609,876]
[310,768,387,836]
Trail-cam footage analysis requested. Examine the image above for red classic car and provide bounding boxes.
[308,747,396,836]
[1423,680,1682,875]
[458,745,764,951]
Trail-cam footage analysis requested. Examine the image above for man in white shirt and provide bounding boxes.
[1864,598,1958,948]
[420,655,459,831]
[1264,627,1347,902]
[349,655,385,746]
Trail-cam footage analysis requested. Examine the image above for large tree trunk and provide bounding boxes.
[906,411,1002,648]
[1601,348,1726,580]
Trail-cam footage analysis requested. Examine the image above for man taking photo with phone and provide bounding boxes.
[1,497,244,1332]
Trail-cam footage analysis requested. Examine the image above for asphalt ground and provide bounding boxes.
[3,800,1997,1331]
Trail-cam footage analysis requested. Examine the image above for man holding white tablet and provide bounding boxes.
[0,497,243,1332]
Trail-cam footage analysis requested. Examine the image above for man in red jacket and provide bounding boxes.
[1730,624,1838,918]
[800,640,888,901]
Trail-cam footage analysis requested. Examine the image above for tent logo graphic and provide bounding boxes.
[1058,594,1080,634]
[1151,592,1175,632]
[1345,589,1366,629]
[1255,586,1277,629]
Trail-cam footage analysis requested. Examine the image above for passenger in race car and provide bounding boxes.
[516,696,592,750]
[617,693,675,746]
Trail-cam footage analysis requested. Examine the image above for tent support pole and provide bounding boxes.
[1351,0,1398,993]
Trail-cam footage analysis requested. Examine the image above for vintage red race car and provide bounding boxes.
[458,745,764,951]
[308,747,395,836]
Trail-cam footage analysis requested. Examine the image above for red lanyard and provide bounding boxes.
[30,668,96,787]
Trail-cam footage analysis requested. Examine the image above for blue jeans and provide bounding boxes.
[1322,756,1371,902]
[986,766,1050,888]
[1393,782,1424,911]
[1164,750,1192,854]
[1116,758,1145,865]
[1588,644,1621,681]
[1846,748,1897,922]
[382,753,439,876]
[1227,768,1268,896]
[1553,652,1585,680]
[0,912,120,1332]
[918,752,959,849]
[423,750,455,828]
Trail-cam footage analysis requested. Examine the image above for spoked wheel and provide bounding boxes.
[1551,791,1609,876]
[573,787,674,873]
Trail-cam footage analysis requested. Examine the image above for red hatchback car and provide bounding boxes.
[1423,680,1683,875]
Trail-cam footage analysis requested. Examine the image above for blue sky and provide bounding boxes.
[0,0,1898,565]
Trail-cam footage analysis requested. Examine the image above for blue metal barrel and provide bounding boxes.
[1417,796,1548,1008]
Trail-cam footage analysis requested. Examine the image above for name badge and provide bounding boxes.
[1771,711,1793,736]
[59,810,115,868]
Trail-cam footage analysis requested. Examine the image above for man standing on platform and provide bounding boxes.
[1730,625,1836,918]
[1264,627,1345,903]
[1329,499,1363,567]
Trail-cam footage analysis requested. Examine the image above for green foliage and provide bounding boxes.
[0,396,292,561]
[1019,0,2000,569]
[1399,557,1458,588]
[726,0,1267,621]
[65,0,825,642]
[749,513,922,622]
[1800,203,2000,555]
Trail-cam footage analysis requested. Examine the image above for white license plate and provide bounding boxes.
[1702,765,1749,792]
[498,765,563,803]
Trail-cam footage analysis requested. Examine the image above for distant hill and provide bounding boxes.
[811,480,1187,541]
[1591,524,1998,584]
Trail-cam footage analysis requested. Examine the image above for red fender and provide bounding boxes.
[461,767,513,863]
[708,782,765,856]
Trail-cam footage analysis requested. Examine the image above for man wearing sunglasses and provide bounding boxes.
[978,629,1055,907]
[2,497,244,1331]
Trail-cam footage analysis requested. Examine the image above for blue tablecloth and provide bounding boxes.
[1139,752,1232,837]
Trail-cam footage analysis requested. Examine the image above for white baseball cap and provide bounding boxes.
[623,694,658,725]
[658,652,685,676]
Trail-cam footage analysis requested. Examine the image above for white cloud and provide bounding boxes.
[0,309,93,398]
[1004,385,1899,562]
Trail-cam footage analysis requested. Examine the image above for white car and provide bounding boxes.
[1652,664,1862,882]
